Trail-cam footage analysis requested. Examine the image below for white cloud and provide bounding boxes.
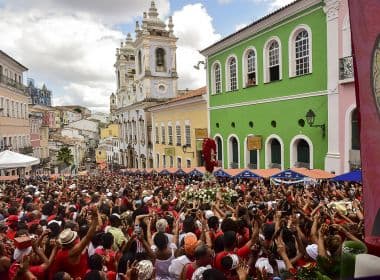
[4,0,171,24]
[0,1,219,111]
[172,4,221,89]
[218,0,233,4]
[235,22,248,31]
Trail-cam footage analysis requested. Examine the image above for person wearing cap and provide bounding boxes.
[180,244,213,280]
[5,215,19,240]
[106,213,127,251]
[49,206,99,279]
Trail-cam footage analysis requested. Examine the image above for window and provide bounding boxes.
[177,157,182,168]
[185,125,191,146]
[227,57,238,91]
[156,154,160,168]
[168,125,173,145]
[245,49,257,87]
[186,159,191,168]
[268,41,280,81]
[161,126,166,144]
[0,97,3,116]
[170,156,174,168]
[155,126,159,143]
[176,124,181,146]
[295,30,309,76]
[351,109,360,150]
[138,50,142,74]
[163,155,166,168]
[156,48,166,72]
[213,63,222,94]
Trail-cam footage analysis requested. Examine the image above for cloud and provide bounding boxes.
[3,0,171,24]
[218,0,233,4]
[171,4,221,89]
[0,1,220,112]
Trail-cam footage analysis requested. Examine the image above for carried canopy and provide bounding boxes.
[0,150,40,169]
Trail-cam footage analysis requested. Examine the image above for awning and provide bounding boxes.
[271,169,306,179]
[235,169,261,179]
[0,150,40,169]
[213,169,231,178]
[333,170,362,183]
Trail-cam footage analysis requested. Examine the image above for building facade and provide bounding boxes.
[202,0,329,170]
[26,79,52,106]
[0,50,31,162]
[111,1,178,169]
[148,87,207,169]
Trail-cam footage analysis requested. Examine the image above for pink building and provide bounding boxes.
[338,0,360,173]
[43,110,56,128]
[324,0,359,174]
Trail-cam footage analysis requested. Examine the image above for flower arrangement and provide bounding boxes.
[202,138,218,173]
[181,185,238,203]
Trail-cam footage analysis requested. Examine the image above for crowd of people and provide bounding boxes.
[0,171,365,280]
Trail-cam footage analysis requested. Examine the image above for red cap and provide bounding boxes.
[6,215,19,226]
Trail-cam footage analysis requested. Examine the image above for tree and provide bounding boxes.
[57,146,74,167]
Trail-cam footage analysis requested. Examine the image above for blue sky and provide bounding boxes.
[0,0,291,111]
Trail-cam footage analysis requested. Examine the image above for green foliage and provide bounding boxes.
[57,147,74,167]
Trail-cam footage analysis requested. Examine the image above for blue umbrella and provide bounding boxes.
[213,169,231,178]
[235,169,261,179]
[271,169,306,180]
[188,169,204,177]
[333,170,362,183]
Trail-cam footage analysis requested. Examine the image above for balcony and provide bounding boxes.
[0,74,25,92]
[229,162,239,169]
[247,163,257,169]
[339,56,354,81]
[19,146,33,155]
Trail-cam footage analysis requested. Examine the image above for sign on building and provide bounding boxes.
[164,147,176,157]
[195,128,208,139]
[247,136,262,150]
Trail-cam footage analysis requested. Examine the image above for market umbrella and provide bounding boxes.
[271,169,306,180]
[0,150,40,169]
[333,170,362,183]
[235,169,261,179]
[213,169,231,178]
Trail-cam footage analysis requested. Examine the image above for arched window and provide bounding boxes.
[294,30,310,76]
[156,48,166,72]
[244,49,257,87]
[215,136,223,165]
[138,50,142,74]
[268,41,280,82]
[117,70,120,88]
[227,56,238,91]
[270,139,281,167]
[213,63,222,94]
[228,136,239,168]
[351,109,360,150]
[265,135,283,169]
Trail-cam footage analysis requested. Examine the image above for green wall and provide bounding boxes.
[207,4,328,169]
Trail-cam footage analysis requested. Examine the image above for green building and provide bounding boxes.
[201,0,328,170]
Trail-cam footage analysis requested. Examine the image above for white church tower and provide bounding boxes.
[134,1,178,102]
[111,1,178,169]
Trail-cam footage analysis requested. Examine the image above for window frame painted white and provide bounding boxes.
[289,134,314,169]
[225,54,239,92]
[211,60,222,94]
[263,36,282,83]
[214,133,224,168]
[242,47,258,88]
[288,24,312,78]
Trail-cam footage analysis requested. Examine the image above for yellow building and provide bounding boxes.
[95,147,107,164]
[148,87,207,168]
[100,123,119,139]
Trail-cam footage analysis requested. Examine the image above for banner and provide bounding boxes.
[195,128,208,139]
[349,0,380,252]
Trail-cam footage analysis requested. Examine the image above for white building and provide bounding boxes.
[110,1,178,168]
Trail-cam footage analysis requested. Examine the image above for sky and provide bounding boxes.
[0,0,293,112]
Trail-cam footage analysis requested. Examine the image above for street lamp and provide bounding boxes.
[193,61,206,70]
[305,109,326,138]
[182,144,194,157]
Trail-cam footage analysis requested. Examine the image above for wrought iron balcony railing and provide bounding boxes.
[0,74,25,92]
[229,162,239,169]
[339,56,354,80]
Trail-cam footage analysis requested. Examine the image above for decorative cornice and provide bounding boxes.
[323,0,340,21]
[147,95,206,112]
[201,0,322,57]
[209,90,330,111]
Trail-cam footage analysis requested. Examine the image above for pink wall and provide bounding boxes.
[337,0,357,173]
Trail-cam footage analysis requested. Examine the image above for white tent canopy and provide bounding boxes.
[0,150,40,169]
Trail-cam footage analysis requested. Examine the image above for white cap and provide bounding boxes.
[204,210,214,220]
[143,196,153,203]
